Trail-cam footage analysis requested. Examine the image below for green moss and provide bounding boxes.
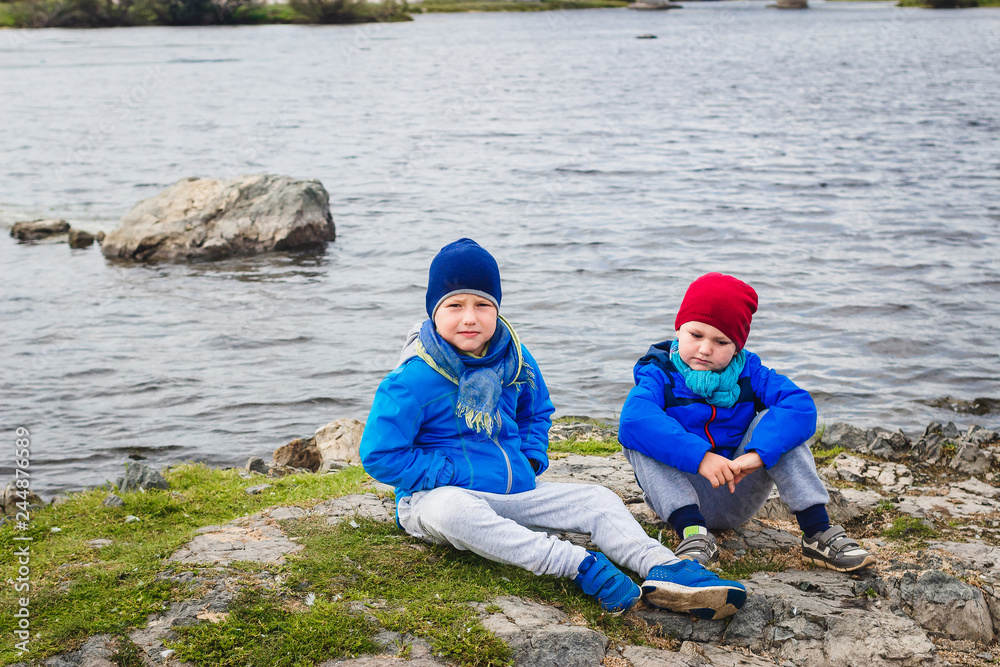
[881,516,937,540]
[811,446,844,467]
[548,437,621,456]
[0,3,16,27]
[275,517,645,665]
[717,550,788,580]
[547,417,621,456]
[0,464,372,664]
[171,588,381,666]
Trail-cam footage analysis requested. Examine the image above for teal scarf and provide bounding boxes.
[414,316,533,437]
[669,340,746,408]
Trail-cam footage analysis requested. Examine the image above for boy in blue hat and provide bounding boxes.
[360,239,748,618]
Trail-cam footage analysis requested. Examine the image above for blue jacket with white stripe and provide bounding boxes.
[359,345,554,503]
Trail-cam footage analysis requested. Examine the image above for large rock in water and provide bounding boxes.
[101,174,335,262]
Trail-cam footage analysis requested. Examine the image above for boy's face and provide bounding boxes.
[676,321,737,372]
[433,293,498,356]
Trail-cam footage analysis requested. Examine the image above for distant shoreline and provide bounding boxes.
[3,0,995,29]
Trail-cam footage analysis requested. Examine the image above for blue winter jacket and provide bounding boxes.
[359,345,554,504]
[619,341,817,474]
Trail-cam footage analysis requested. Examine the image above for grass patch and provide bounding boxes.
[171,587,381,666]
[0,3,16,27]
[548,437,621,456]
[811,446,845,467]
[413,0,627,12]
[881,516,938,540]
[0,463,372,664]
[270,516,645,666]
[548,416,621,456]
[717,549,790,580]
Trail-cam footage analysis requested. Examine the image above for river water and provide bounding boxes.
[1,3,999,496]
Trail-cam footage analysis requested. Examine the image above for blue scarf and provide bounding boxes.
[669,340,746,408]
[414,316,533,437]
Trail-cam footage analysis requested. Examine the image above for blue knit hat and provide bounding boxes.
[426,238,502,319]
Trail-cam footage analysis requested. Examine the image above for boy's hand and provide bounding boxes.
[731,451,764,485]
[698,452,740,493]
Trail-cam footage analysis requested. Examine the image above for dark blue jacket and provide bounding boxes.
[619,341,817,474]
[360,346,554,503]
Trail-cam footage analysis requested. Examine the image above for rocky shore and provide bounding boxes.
[7,417,1000,667]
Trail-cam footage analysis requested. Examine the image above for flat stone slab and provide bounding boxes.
[624,642,777,666]
[479,596,607,667]
[540,453,643,503]
[311,493,396,525]
[169,515,303,565]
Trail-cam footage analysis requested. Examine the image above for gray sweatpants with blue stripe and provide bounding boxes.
[622,415,829,531]
[397,481,680,580]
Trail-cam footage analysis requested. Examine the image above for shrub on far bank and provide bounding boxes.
[8,0,142,27]
[1,0,411,26]
[145,0,258,24]
[289,0,411,23]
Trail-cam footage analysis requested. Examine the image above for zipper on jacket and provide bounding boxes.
[704,405,717,449]
[494,442,513,493]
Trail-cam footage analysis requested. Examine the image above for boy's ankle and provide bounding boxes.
[675,527,718,566]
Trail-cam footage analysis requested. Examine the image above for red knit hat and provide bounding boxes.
[674,273,759,350]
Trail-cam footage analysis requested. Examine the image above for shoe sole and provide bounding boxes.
[804,553,876,573]
[641,581,746,620]
[603,590,642,616]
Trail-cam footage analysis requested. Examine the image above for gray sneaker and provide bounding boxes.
[802,525,875,572]
[674,530,719,566]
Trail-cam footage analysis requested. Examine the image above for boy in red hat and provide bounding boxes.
[619,273,874,572]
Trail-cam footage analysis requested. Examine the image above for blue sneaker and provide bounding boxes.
[641,560,747,620]
[574,551,641,614]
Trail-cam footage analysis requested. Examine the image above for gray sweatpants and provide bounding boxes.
[397,481,680,580]
[622,417,829,531]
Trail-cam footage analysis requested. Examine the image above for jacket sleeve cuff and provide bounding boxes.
[435,458,456,486]
[526,453,548,476]
[745,447,779,469]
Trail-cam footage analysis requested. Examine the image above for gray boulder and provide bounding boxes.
[101,174,335,262]
[273,437,322,473]
[67,228,96,249]
[910,422,961,465]
[116,463,170,493]
[10,218,69,241]
[2,481,45,516]
[245,457,269,475]
[892,570,996,644]
[950,441,994,475]
[314,418,365,470]
[820,422,873,452]
[870,428,912,460]
[744,570,941,666]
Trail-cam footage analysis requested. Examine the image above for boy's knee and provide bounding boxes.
[581,484,626,509]
[414,486,480,527]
